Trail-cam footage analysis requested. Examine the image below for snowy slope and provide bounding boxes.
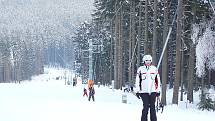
[0,68,214,121]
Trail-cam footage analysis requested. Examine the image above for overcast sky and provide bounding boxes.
[0,0,95,30]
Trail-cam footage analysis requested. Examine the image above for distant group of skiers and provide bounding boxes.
[83,79,95,102]
[82,54,162,121]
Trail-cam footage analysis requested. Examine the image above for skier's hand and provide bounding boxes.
[156,92,160,97]
[136,93,141,99]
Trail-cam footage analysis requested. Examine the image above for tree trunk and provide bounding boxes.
[114,1,119,89]
[3,59,11,82]
[172,0,183,104]
[161,0,169,106]
[128,0,136,85]
[117,4,123,89]
[35,49,41,75]
[187,44,195,103]
[208,69,211,87]
[16,61,22,83]
[184,0,195,103]
[144,0,149,54]
[137,1,143,68]
[152,0,158,65]
[180,45,184,101]
[110,20,114,85]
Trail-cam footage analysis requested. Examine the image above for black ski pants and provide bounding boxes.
[88,94,95,101]
[139,92,157,121]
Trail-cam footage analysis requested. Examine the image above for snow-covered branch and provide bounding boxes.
[196,24,215,77]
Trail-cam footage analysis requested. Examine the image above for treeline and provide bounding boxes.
[74,0,215,105]
[0,0,84,83]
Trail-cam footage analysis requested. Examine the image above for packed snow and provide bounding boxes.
[0,68,214,121]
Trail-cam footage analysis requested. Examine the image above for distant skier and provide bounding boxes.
[88,80,94,89]
[123,84,130,92]
[83,88,88,97]
[135,55,161,121]
[88,86,95,101]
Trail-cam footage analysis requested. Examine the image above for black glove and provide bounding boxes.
[136,93,141,99]
[156,92,160,97]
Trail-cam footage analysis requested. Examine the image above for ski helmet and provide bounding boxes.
[143,55,152,63]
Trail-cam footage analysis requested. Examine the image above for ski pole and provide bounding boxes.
[156,97,159,112]
[157,96,164,113]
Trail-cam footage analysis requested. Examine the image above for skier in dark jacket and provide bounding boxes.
[135,55,161,121]
[88,86,95,101]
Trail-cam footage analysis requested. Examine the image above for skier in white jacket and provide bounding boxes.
[135,55,161,121]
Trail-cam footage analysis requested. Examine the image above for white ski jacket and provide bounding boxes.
[135,65,161,94]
